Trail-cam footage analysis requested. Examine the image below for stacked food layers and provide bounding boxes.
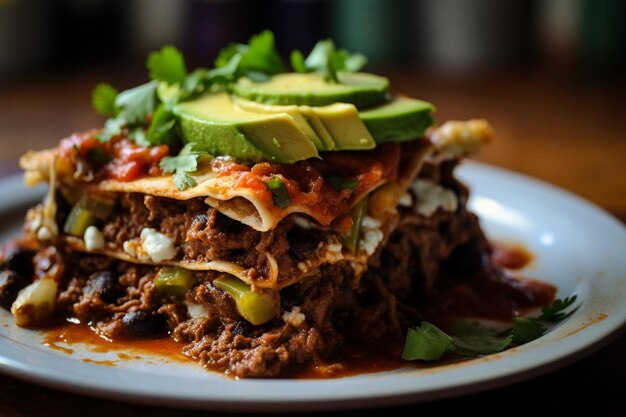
[0,34,553,377]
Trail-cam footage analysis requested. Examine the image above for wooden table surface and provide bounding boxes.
[0,69,624,416]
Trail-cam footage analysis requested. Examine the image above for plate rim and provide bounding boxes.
[0,162,625,411]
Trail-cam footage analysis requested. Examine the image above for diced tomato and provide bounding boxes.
[58,131,170,182]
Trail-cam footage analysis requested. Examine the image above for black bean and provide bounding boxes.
[121,310,165,337]
[0,270,30,310]
[1,247,35,278]
[83,271,120,303]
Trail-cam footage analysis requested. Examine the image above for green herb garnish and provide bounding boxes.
[91,83,119,118]
[401,322,453,361]
[215,30,283,80]
[327,175,358,193]
[263,175,291,208]
[291,39,367,83]
[147,45,187,85]
[160,143,202,191]
[402,296,578,362]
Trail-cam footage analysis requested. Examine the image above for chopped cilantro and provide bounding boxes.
[401,322,453,361]
[92,83,119,118]
[147,45,187,85]
[402,296,579,362]
[263,175,291,208]
[160,143,202,191]
[327,176,358,193]
[115,81,158,125]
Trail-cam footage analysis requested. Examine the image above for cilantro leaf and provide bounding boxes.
[160,143,202,191]
[299,39,367,83]
[263,175,291,208]
[96,117,125,142]
[539,295,578,322]
[174,173,197,190]
[401,322,453,361]
[449,320,512,356]
[147,45,187,85]
[290,50,307,73]
[327,175,358,193]
[115,81,158,125]
[511,317,548,344]
[214,30,283,80]
[127,127,151,147]
[92,83,119,117]
[146,105,176,145]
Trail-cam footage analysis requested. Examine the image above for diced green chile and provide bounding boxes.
[154,267,195,298]
[63,206,95,237]
[213,275,277,325]
[343,197,367,252]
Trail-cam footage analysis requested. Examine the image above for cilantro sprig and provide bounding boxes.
[402,295,578,361]
[159,143,202,191]
[290,39,367,83]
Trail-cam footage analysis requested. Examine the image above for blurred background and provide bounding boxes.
[0,0,624,214]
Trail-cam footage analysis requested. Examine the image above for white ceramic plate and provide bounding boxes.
[1,162,625,411]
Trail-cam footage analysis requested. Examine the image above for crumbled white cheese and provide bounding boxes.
[428,119,494,162]
[292,216,312,230]
[122,239,149,262]
[282,306,306,327]
[412,179,458,217]
[359,216,384,256]
[84,226,105,251]
[123,240,137,257]
[140,228,177,262]
[36,226,53,241]
[322,241,344,262]
[361,216,381,229]
[398,192,413,207]
[185,302,210,319]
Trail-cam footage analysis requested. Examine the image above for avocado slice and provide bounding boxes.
[234,99,376,151]
[233,98,327,150]
[307,103,376,150]
[359,97,435,143]
[233,72,389,108]
[297,106,336,150]
[174,92,319,164]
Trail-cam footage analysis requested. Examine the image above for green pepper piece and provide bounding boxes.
[213,275,277,325]
[154,267,195,298]
[63,205,95,237]
[343,197,368,252]
[77,194,116,219]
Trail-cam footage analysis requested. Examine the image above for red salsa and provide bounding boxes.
[58,130,169,182]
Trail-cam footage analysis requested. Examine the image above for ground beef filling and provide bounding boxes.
[1,204,551,378]
[53,191,341,285]
[1,160,555,378]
